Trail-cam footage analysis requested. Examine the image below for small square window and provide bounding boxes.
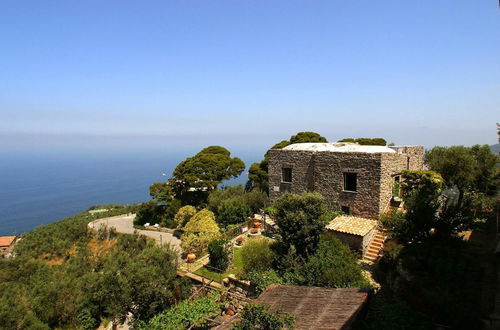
[282,168,292,183]
[343,172,357,192]
[341,206,350,215]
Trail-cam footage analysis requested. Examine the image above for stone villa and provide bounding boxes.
[267,142,424,258]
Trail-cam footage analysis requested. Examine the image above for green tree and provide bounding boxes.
[171,146,245,201]
[183,209,219,234]
[290,131,327,144]
[217,198,252,227]
[338,138,387,146]
[232,303,295,330]
[240,238,275,275]
[149,182,174,203]
[174,205,196,229]
[425,145,499,206]
[208,239,229,271]
[273,192,328,257]
[299,235,369,288]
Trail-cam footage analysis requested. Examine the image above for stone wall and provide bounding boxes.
[268,150,382,219]
[324,230,363,252]
[379,146,424,213]
[268,146,424,219]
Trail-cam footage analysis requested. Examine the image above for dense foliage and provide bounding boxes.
[240,237,274,275]
[232,303,295,330]
[298,235,369,288]
[0,206,190,329]
[174,205,197,229]
[273,192,328,257]
[338,137,387,145]
[426,144,499,205]
[181,209,221,254]
[143,293,222,330]
[171,146,245,204]
[208,239,229,271]
[208,185,267,227]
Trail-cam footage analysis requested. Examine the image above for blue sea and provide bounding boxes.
[0,149,259,236]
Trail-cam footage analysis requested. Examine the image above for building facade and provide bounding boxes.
[268,143,424,219]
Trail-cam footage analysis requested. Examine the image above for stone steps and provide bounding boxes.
[363,230,387,262]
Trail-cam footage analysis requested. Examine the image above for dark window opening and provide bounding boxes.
[343,172,357,192]
[341,206,350,215]
[392,175,401,199]
[282,168,292,183]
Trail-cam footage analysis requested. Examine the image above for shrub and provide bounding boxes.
[380,210,412,243]
[244,270,283,294]
[273,192,328,257]
[299,235,369,288]
[217,198,252,226]
[180,232,221,255]
[174,206,196,229]
[208,239,229,272]
[134,201,165,226]
[232,303,295,330]
[144,293,222,330]
[183,209,219,234]
[362,302,432,330]
[240,238,274,275]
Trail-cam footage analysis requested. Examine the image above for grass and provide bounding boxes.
[194,246,243,283]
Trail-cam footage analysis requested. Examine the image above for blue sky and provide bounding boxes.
[1,0,499,152]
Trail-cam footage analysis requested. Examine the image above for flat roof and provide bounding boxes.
[281,142,396,153]
[0,236,16,247]
[326,216,378,236]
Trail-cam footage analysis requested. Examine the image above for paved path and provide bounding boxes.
[88,214,181,252]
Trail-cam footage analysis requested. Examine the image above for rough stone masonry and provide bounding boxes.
[268,143,424,219]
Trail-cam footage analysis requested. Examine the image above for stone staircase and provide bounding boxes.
[363,230,387,262]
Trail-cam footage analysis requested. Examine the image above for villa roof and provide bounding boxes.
[281,142,396,153]
[0,236,16,247]
[257,285,369,330]
[326,216,378,236]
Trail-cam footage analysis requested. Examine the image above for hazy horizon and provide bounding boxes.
[2,1,499,153]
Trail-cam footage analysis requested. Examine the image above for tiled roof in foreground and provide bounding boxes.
[326,215,378,236]
[258,285,369,330]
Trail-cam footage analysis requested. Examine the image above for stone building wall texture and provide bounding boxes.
[268,146,424,219]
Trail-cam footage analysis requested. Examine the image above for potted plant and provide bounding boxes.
[186,249,196,263]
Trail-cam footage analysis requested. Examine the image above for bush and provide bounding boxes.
[299,235,369,288]
[208,239,229,272]
[144,293,222,330]
[240,238,274,275]
[183,209,219,234]
[174,205,196,229]
[244,270,283,294]
[217,198,252,227]
[273,192,328,257]
[208,185,268,215]
[362,302,432,330]
[181,232,221,255]
[380,210,411,243]
[232,303,295,330]
[134,201,165,226]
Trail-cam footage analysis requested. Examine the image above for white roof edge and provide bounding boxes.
[280,142,396,153]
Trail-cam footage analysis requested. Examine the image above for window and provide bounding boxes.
[393,175,401,199]
[282,168,292,183]
[341,206,350,215]
[343,172,357,192]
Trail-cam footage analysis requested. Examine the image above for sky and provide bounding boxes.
[1,0,499,153]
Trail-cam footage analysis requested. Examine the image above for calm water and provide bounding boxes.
[0,150,255,236]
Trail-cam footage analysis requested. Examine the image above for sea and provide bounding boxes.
[0,149,260,236]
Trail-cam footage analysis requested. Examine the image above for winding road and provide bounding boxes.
[88,214,181,252]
